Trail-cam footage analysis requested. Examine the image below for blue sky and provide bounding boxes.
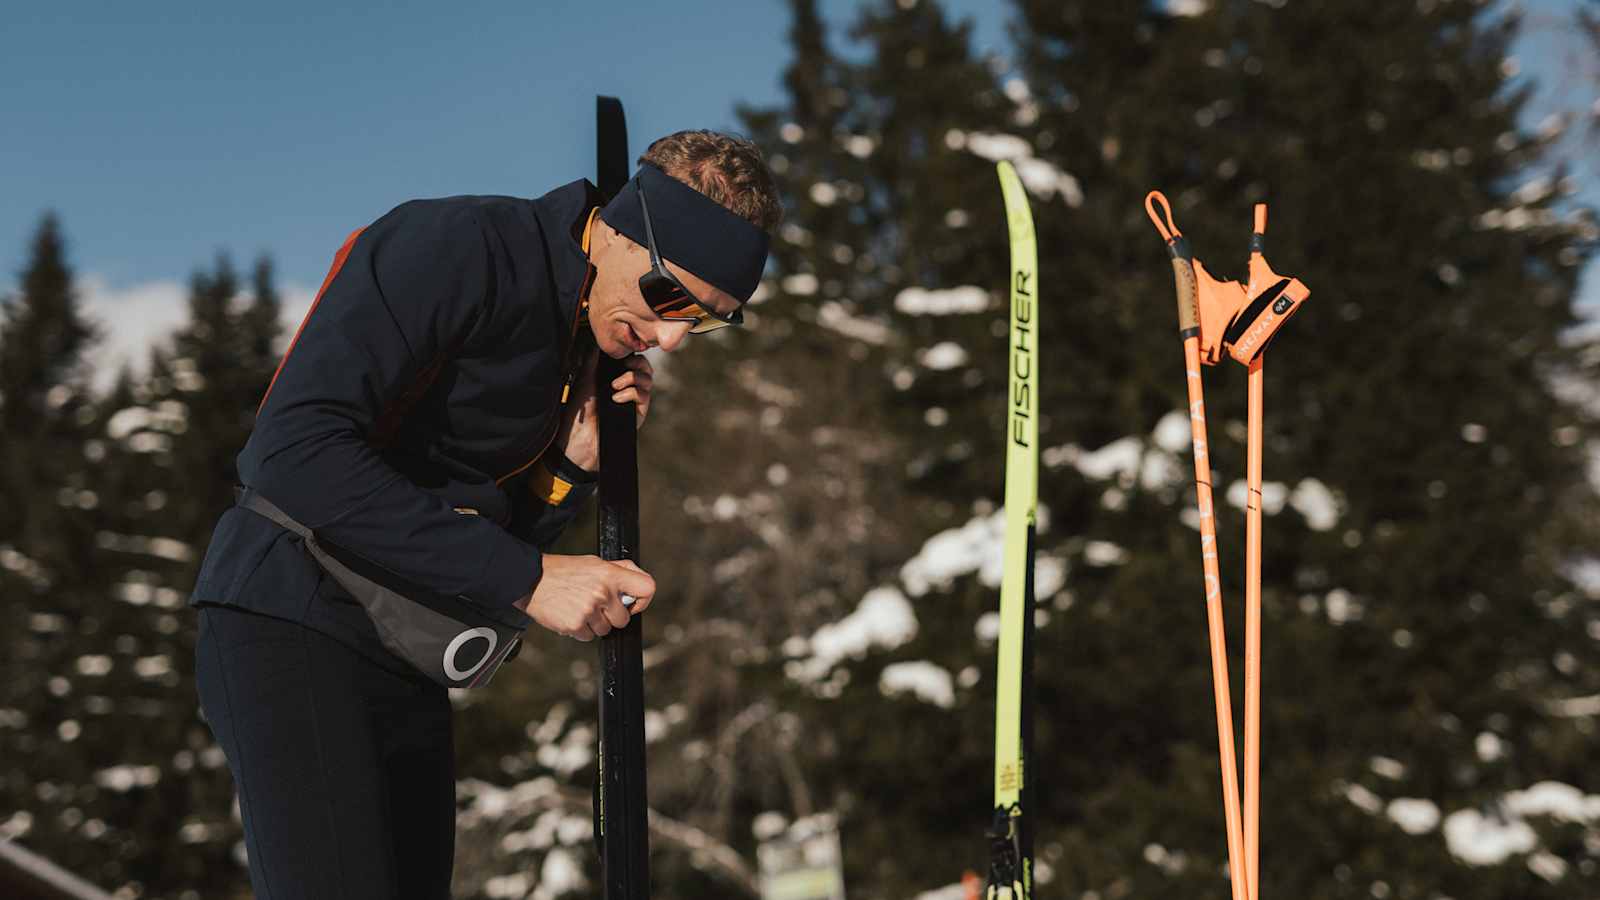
[0,1,996,289]
[1,0,1594,378]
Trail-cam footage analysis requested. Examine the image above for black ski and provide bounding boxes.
[594,94,650,900]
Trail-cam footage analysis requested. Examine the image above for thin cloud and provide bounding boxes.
[77,274,315,394]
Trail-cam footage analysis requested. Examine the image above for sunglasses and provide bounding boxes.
[635,179,743,334]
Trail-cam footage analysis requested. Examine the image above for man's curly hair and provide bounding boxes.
[639,131,784,233]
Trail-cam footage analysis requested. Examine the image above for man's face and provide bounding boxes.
[587,220,741,358]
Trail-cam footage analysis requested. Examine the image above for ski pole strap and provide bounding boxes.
[1145,189,1309,360]
[1144,191,1180,242]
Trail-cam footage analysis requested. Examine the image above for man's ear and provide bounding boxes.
[595,216,629,255]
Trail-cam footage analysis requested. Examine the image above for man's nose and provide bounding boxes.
[655,320,692,352]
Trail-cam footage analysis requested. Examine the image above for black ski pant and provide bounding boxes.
[194,604,455,900]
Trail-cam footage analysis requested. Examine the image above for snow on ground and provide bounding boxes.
[1047,412,1345,534]
[782,273,818,296]
[1345,777,1600,873]
[791,586,918,682]
[974,611,1001,643]
[752,811,787,841]
[1342,782,1383,814]
[917,341,969,370]
[96,532,193,563]
[899,507,1065,598]
[951,129,1084,207]
[1442,809,1539,866]
[1568,557,1600,598]
[1152,410,1192,452]
[1143,842,1189,876]
[1035,555,1067,601]
[879,660,956,708]
[1386,798,1441,834]
[95,765,161,792]
[0,545,51,590]
[534,725,594,777]
[537,849,585,898]
[1369,756,1406,780]
[107,400,188,439]
[814,300,892,345]
[1226,479,1289,514]
[841,134,875,159]
[1012,158,1084,208]
[1043,425,1185,491]
[1289,478,1339,531]
[895,285,990,315]
[1504,781,1600,823]
[1084,540,1129,567]
[457,777,563,825]
[116,580,182,611]
[901,510,1008,595]
[794,504,1070,682]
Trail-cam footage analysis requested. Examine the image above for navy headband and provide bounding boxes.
[599,163,771,304]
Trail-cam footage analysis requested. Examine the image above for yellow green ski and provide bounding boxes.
[986,160,1038,900]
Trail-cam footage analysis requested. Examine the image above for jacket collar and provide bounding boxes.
[531,179,604,325]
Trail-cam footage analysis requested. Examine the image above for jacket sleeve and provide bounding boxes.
[506,446,598,549]
[238,199,541,611]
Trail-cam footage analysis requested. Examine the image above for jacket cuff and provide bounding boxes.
[479,532,543,614]
[528,447,598,507]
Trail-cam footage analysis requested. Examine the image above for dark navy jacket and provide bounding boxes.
[190,180,602,666]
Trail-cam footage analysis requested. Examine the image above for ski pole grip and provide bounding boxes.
[1145,192,1200,332]
[1250,204,1267,254]
[1170,256,1199,332]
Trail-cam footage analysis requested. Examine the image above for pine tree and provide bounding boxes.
[0,214,98,572]
[0,214,120,890]
[85,254,287,894]
[0,243,287,896]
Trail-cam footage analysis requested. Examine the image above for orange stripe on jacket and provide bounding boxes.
[257,227,365,416]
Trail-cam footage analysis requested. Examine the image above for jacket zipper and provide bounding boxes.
[494,270,593,487]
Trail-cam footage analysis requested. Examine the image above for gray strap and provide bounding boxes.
[237,489,312,540]
[234,487,520,688]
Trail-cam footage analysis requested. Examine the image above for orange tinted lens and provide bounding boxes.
[658,305,710,325]
[687,315,732,334]
[652,294,697,314]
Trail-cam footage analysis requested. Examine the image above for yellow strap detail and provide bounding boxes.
[528,459,575,506]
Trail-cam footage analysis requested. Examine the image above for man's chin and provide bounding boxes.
[598,325,635,359]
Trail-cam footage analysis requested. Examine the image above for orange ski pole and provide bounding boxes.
[1242,204,1267,900]
[1243,352,1263,900]
[1145,192,1250,900]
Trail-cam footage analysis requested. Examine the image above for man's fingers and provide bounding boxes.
[587,612,613,638]
[610,561,656,597]
[606,562,656,612]
[571,624,596,642]
[600,592,632,629]
[611,370,654,391]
